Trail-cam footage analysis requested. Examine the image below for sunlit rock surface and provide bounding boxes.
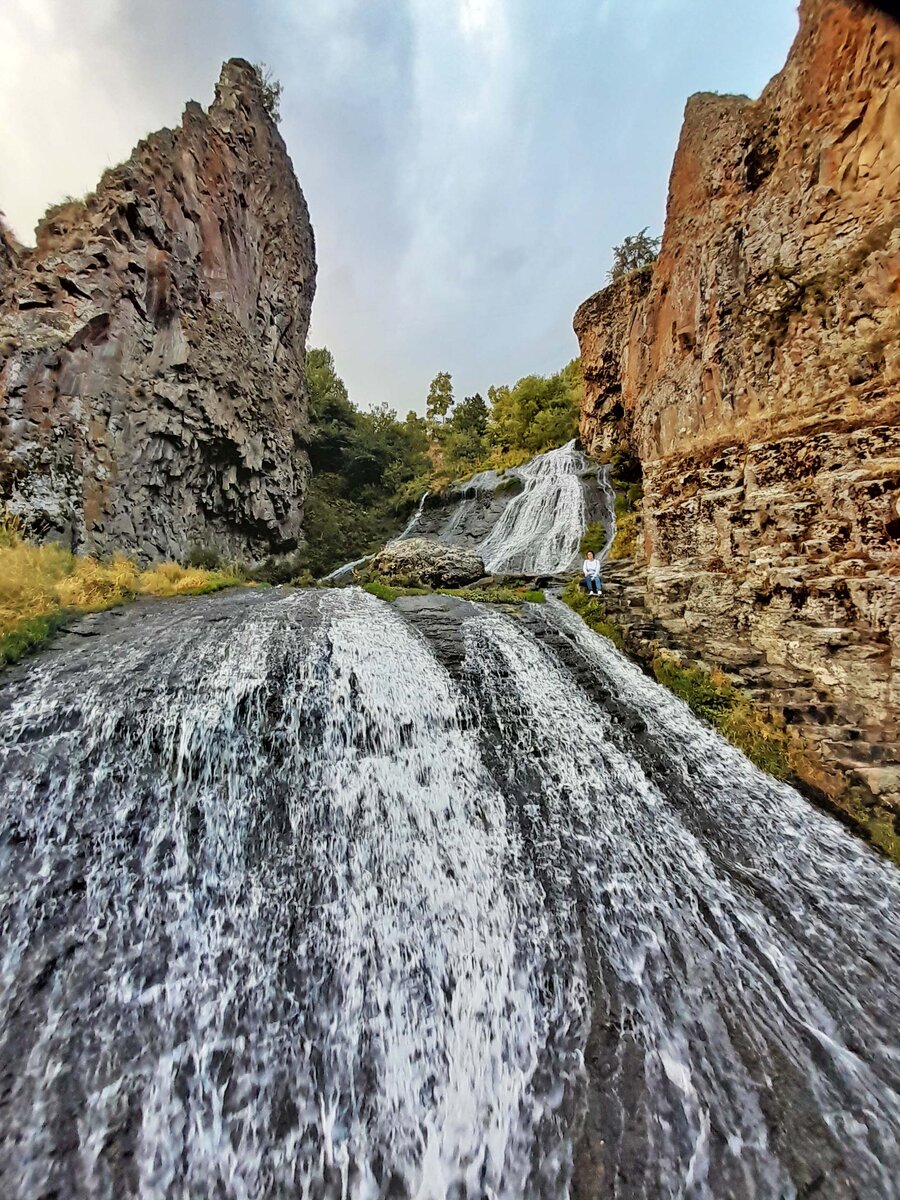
[574,0,900,814]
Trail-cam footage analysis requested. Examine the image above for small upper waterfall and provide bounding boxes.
[403,439,608,575]
[478,440,593,574]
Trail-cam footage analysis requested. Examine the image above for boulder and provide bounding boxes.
[370,538,485,588]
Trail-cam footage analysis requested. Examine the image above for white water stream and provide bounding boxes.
[1,449,898,1199]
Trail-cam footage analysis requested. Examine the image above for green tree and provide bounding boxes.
[252,63,283,123]
[608,227,660,281]
[426,372,454,433]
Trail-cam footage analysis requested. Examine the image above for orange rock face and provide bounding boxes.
[0,60,316,564]
[575,0,900,818]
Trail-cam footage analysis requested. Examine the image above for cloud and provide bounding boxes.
[0,0,799,414]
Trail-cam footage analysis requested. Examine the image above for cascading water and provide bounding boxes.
[2,447,900,1199]
[478,440,596,575]
[2,584,899,1198]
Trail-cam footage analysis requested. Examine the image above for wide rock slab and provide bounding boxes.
[370,538,485,588]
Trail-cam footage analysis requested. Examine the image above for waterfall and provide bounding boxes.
[2,585,899,1198]
[478,439,593,575]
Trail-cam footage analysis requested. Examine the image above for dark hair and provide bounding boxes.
[586,550,594,557]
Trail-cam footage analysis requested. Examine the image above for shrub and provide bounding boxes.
[608,511,638,560]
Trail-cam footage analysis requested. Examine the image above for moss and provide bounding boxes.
[494,475,524,497]
[561,579,626,650]
[652,652,793,779]
[364,580,544,606]
[608,511,638,560]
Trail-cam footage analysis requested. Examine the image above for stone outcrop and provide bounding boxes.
[575,0,900,825]
[0,60,315,564]
[369,538,486,588]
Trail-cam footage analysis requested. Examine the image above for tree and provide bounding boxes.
[425,372,454,433]
[450,393,488,436]
[608,227,660,281]
[252,63,283,124]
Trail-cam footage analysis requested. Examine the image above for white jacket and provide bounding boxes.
[582,558,601,577]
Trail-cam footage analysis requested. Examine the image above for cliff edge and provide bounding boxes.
[574,0,900,824]
[0,59,316,564]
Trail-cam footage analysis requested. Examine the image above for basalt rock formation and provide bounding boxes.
[369,538,486,588]
[0,59,315,564]
[575,0,900,827]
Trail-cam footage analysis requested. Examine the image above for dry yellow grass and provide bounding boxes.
[0,514,243,664]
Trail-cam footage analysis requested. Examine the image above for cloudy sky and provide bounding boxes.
[1,0,798,413]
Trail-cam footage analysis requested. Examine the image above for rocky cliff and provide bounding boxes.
[575,0,900,830]
[0,60,315,564]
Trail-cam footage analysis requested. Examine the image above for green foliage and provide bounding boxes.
[484,359,582,461]
[252,62,283,123]
[0,612,68,667]
[608,511,637,560]
[579,522,609,557]
[561,579,625,650]
[608,227,660,281]
[302,348,431,576]
[426,372,454,432]
[651,652,793,779]
[602,445,643,560]
[364,581,544,605]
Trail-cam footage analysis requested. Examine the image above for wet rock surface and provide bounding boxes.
[5,586,900,1197]
[574,0,900,814]
[369,537,486,587]
[0,59,315,565]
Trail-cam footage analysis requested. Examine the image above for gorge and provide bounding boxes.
[1,1,899,1197]
[574,0,900,835]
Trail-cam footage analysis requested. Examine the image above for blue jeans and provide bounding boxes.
[583,574,601,595]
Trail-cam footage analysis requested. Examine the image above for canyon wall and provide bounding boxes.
[575,0,900,823]
[0,59,316,564]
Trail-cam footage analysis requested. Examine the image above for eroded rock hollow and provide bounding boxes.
[0,59,316,564]
[574,0,900,816]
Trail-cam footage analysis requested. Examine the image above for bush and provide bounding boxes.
[252,63,283,123]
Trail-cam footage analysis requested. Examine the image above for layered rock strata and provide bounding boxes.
[575,0,900,820]
[0,59,315,563]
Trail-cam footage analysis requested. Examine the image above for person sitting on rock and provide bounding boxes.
[582,550,602,595]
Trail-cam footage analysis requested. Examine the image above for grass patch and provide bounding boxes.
[0,516,244,666]
[579,521,609,557]
[364,580,544,605]
[561,579,625,650]
[651,651,793,778]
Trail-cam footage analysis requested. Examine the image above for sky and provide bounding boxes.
[0,0,799,414]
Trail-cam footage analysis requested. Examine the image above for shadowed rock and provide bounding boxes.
[0,59,316,566]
